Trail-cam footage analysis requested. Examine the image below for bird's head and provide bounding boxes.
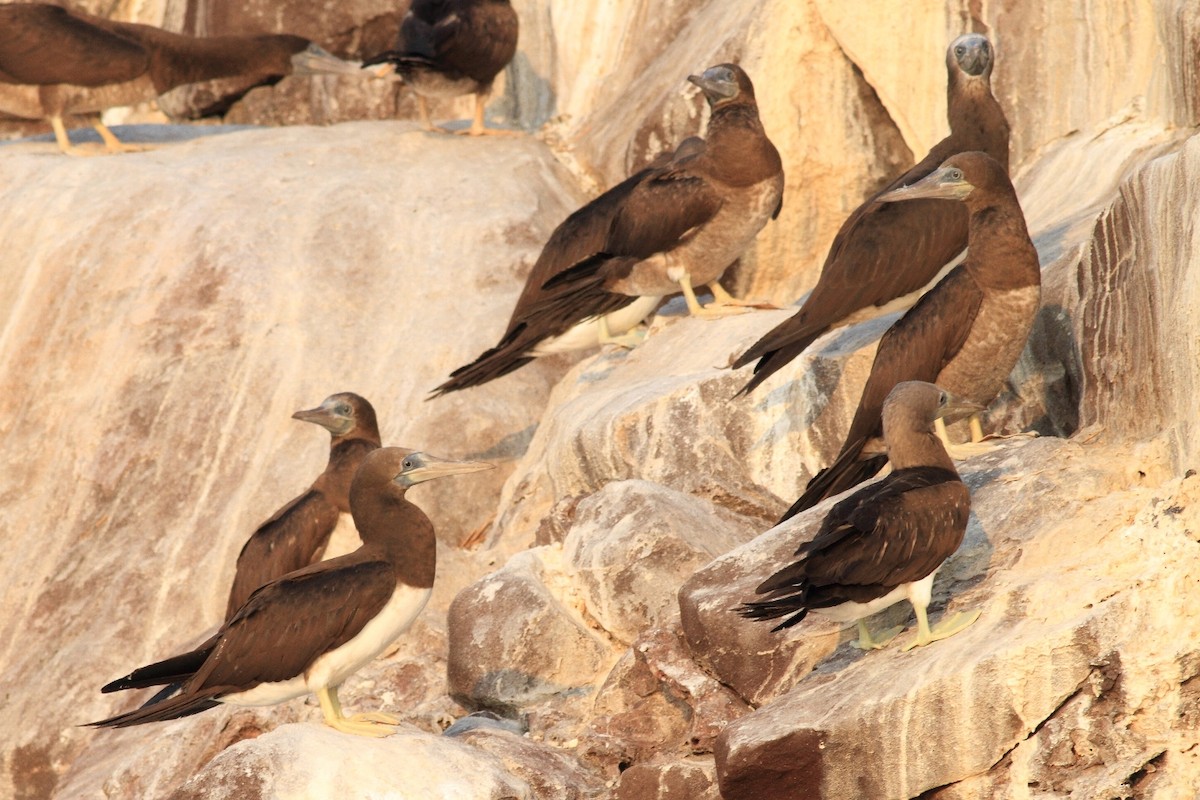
[292,392,377,438]
[884,381,983,437]
[948,33,994,78]
[875,151,1007,204]
[391,451,494,488]
[688,64,755,109]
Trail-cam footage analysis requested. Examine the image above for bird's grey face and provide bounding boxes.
[688,65,739,106]
[292,395,356,436]
[951,34,992,77]
[876,164,975,204]
[290,43,363,76]
[393,452,494,487]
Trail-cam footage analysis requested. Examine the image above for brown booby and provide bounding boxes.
[732,34,1009,394]
[511,64,782,354]
[742,381,980,650]
[361,0,518,136]
[781,150,1040,519]
[430,137,707,396]
[91,448,492,736]
[0,3,361,155]
[225,392,382,619]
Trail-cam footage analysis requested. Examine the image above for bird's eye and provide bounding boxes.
[948,168,964,181]
[402,460,413,470]
[337,404,352,416]
[955,46,966,56]
[939,392,948,406]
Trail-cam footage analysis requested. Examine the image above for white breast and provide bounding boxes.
[220,583,432,708]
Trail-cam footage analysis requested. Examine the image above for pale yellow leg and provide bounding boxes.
[457,92,518,136]
[316,686,397,737]
[416,95,438,132]
[597,314,645,348]
[969,413,985,443]
[92,121,150,154]
[900,604,981,651]
[849,619,904,651]
[50,117,85,156]
[678,274,748,318]
[937,415,997,460]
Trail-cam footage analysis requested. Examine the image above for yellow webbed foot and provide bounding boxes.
[850,620,904,651]
[350,711,401,725]
[901,609,981,651]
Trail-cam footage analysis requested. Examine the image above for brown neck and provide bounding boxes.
[313,438,380,512]
[947,74,1010,171]
[702,101,783,187]
[349,487,436,589]
[888,429,958,473]
[964,193,1040,291]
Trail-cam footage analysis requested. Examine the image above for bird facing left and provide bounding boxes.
[89,447,492,737]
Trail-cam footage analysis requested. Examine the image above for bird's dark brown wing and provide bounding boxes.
[439,0,517,83]
[198,557,395,691]
[746,467,967,627]
[0,5,148,86]
[733,138,968,393]
[783,267,983,514]
[224,489,341,620]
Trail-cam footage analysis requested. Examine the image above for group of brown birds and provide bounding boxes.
[2,0,1042,742]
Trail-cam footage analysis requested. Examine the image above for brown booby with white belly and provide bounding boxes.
[732,34,1009,394]
[0,2,360,155]
[361,0,518,136]
[742,381,980,650]
[91,448,492,736]
[781,150,1039,519]
[430,137,706,396]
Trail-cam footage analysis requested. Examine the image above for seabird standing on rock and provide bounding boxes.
[732,34,1009,393]
[430,137,706,396]
[742,381,980,651]
[91,448,492,736]
[516,64,782,346]
[362,0,518,136]
[0,2,361,155]
[782,150,1040,519]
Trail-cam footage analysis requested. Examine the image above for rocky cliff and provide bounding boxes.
[1,1,1198,798]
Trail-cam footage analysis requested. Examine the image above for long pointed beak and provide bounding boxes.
[400,454,494,486]
[687,74,737,103]
[290,44,364,76]
[878,166,974,203]
[292,405,350,435]
[938,394,985,425]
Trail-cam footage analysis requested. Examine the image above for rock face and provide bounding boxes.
[2,1,1200,799]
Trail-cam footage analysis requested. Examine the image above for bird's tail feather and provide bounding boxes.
[781,444,886,522]
[87,691,222,729]
[101,646,212,694]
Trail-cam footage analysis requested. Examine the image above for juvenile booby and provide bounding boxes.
[517,64,782,345]
[732,34,1009,394]
[225,392,382,619]
[742,381,980,651]
[782,150,1039,518]
[0,3,361,155]
[430,137,706,396]
[361,0,518,136]
[91,449,492,736]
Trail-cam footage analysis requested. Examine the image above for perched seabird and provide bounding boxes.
[742,381,980,650]
[430,137,706,396]
[782,150,1039,518]
[225,392,382,619]
[513,65,782,350]
[91,448,492,736]
[0,2,361,155]
[732,34,1009,394]
[361,0,518,136]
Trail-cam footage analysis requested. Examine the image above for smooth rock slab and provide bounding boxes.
[563,480,758,645]
[167,723,532,800]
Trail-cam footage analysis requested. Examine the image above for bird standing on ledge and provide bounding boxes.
[0,3,362,155]
[742,381,980,651]
[362,0,518,136]
[732,34,1009,394]
[430,137,707,397]
[91,449,492,736]
[781,151,1040,519]
[512,64,782,354]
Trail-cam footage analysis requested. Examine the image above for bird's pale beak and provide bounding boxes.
[937,392,985,425]
[292,404,352,435]
[398,454,494,486]
[688,71,738,104]
[878,166,974,203]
